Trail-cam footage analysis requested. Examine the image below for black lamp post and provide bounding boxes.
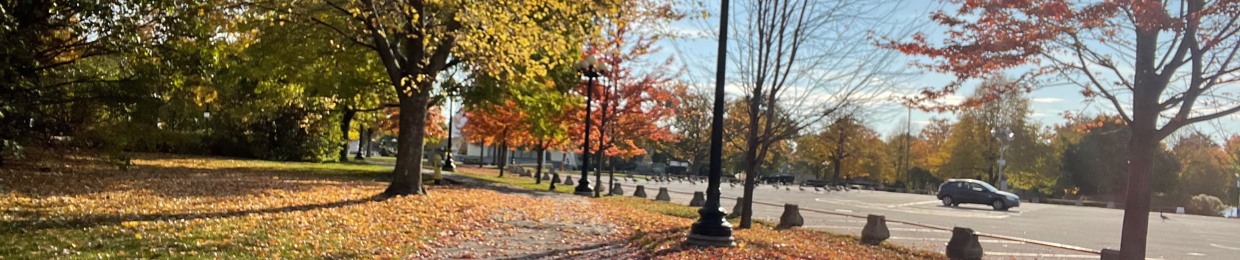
[990,127,1013,191]
[442,88,459,171]
[687,0,735,247]
[574,56,608,196]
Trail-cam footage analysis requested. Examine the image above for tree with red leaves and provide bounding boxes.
[568,0,682,196]
[882,1,1240,257]
[460,100,532,177]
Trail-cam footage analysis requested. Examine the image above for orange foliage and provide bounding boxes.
[460,100,532,148]
[569,22,679,159]
[377,106,446,139]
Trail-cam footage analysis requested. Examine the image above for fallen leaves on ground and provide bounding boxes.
[456,166,945,259]
[0,153,603,258]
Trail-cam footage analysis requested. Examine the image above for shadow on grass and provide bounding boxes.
[1,195,384,231]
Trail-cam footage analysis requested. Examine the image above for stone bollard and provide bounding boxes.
[611,183,624,195]
[945,227,984,260]
[727,197,744,219]
[551,174,561,184]
[689,191,706,207]
[541,173,551,180]
[655,187,671,201]
[775,204,804,229]
[1100,248,1121,260]
[634,185,647,198]
[860,214,890,245]
[563,176,574,185]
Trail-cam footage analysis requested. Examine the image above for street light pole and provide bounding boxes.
[687,0,735,247]
[574,56,607,196]
[442,89,457,171]
[991,127,1013,191]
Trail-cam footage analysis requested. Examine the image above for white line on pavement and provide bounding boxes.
[803,225,949,233]
[889,200,942,208]
[888,236,1024,245]
[984,252,1099,259]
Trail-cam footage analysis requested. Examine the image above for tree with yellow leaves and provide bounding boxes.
[251,0,618,196]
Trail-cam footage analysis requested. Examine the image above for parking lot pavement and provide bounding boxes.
[608,177,1240,259]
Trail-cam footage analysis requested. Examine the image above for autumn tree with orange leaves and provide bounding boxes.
[882,0,1240,257]
[461,100,532,177]
[567,0,682,196]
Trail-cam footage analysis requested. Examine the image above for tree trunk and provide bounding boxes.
[831,157,842,183]
[498,143,508,177]
[339,109,356,162]
[740,99,763,228]
[1118,22,1167,260]
[355,122,366,160]
[383,92,430,197]
[608,156,615,195]
[535,145,546,184]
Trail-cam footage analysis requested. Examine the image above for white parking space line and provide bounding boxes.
[889,200,942,208]
[803,225,950,233]
[983,252,1101,259]
[888,236,1024,245]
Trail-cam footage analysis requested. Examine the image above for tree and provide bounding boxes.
[882,1,1240,256]
[262,0,616,196]
[1060,117,1179,199]
[668,87,713,175]
[1172,132,1234,200]
[461,99,531,177]
[726,0,913,229]
[1,0,207,165]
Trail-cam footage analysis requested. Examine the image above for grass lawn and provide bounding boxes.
[1,154,941,259]
[0,153,571,258]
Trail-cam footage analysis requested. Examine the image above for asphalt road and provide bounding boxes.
[605,177,1240,260]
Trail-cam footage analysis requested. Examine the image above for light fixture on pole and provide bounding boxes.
[687,0,735,247]
[573,56,608,196]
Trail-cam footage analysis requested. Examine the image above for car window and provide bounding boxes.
[968,183,983,190]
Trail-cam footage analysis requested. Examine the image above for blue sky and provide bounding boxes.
[646,0,1239,140]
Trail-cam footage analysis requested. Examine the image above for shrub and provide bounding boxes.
[1187,194,1226,216]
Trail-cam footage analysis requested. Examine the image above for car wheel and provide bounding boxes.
[942,196,954,207]
[992,200,1007,211]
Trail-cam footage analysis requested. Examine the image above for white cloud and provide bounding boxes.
[1030,97,1063,103]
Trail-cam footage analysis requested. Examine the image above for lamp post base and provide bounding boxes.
[686,233,735,247]
[687,206,734,247]
[573,179,593,196]
[441,155,456,172]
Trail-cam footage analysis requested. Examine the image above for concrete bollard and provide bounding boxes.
[1100,248,1121,260]
[775,204,804,229]
[727,197,744,219]
[563,176,573,185]
[634,185,647,198]
[860,214,890,245]
[689,191,706,207]
[610,183,624,195]
[945,227,983,260]
[551,174,561,184]
[655,187,671,201]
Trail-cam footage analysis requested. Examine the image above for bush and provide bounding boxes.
[1187,194,1226,216]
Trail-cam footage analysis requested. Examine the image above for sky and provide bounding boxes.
[643,0,1240,141]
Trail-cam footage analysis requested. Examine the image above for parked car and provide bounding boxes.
[936,179,1020,211]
